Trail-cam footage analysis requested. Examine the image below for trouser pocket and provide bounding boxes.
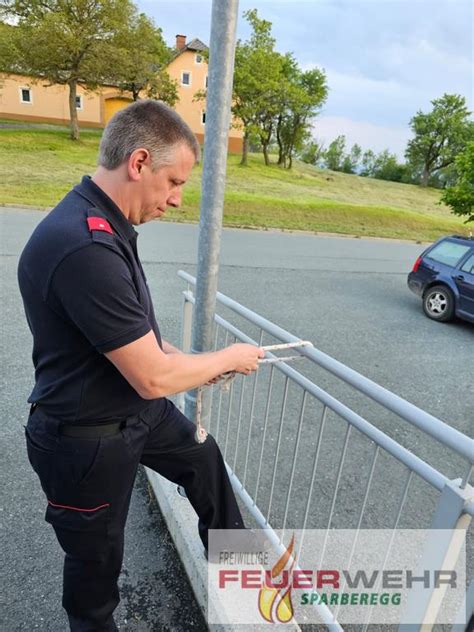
[46,500,110,561]
[25,425,58,496]
[25,425,103,498]
[57,435,103,489]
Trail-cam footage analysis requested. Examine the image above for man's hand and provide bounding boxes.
[228,343,265,375]
[162,339,264,383]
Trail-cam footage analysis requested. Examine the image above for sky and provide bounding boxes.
[137,0,473,158]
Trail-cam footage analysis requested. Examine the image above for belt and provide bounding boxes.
[60,422,124,439]
[29,403,129,439]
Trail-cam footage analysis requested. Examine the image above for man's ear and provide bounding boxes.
[128,148,150,181]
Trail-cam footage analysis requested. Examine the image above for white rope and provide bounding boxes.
[260,340,313,352]
[194,340,313,443]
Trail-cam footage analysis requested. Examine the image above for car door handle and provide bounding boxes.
[454,275,465,281]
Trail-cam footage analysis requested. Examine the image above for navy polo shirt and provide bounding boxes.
[18,176,164,423]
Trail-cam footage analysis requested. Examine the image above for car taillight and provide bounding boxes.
[412,255,423,273]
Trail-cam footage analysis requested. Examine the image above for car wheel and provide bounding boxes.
[422,285,455,322]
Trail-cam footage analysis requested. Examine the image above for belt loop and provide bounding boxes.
[122,413,139,429]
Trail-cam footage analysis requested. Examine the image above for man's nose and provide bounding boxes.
[167,190,182,208]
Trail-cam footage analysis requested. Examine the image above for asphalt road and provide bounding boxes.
[1,207,472,630]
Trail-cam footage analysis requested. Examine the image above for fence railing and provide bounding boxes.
[177,270,473,631]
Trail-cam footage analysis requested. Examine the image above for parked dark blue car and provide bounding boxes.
[408,235,474,323]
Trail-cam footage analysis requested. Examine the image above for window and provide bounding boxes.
[181,71,191,86]
[75,95,83,110]
[427,241,471,268]
[20,87,32,104]
[201,111,206,125]
[195,54,203,64]
[461,253,474,274]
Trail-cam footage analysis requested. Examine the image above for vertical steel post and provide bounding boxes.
[184,0,240,425]
[398,479,473,631]
[177,291,193,413]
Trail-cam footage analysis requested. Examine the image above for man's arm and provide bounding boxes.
[105,330,263,400]
[162,339,230,386]
[49,245,263,399]
[162,340,184,355]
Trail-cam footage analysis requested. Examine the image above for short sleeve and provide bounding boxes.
[49,244,151,353]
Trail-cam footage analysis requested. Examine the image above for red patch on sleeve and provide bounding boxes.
[87,217,113,234]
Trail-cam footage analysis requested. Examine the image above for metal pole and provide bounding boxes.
[177,291,193,414]
[185,0,240,424]
[398,479,473,630]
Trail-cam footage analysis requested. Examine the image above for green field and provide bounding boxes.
[0,124,468,241]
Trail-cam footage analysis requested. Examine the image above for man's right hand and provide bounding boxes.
[228,343,265,375]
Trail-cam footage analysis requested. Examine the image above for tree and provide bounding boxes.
[300,139,325,166]
[1,0,135,140]
[372,149,407,182]
[275,57,328,169]
[232,9,282,165]
[441,142,474,223]
[405,94,473,186]
[342,143,362,174]
[112,12,177,105]
[0,21,16,71]
[434,163,458,188]
[324,135,346,171]
[360,149,376,177]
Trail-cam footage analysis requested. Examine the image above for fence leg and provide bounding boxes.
[453,579,474,632]
[177,291,193,414]
[398,478,473,631]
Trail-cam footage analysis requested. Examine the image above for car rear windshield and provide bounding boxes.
[426,241,471,267]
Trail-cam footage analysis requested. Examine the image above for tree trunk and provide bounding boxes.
[286,137,295,169]
[262,142,270,166]
[421,164,430,187]
[276,115,284,166]
[68,80,80,141]
[240,132,249,166]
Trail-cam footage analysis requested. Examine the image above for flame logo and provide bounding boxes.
[258,534,296,623]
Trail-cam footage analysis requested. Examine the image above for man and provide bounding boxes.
[18,100,264,631]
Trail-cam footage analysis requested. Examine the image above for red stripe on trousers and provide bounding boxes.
[48,500,110,512]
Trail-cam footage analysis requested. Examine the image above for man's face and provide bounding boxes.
[133,143,195,225]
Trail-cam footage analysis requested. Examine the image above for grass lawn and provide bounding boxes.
[0,124,468,241]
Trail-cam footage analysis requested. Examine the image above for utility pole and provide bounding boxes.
[184,0,240,425]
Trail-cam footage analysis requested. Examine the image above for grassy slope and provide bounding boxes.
[0,125,467,241]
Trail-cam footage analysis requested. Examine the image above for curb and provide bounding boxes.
[144,466,301,632]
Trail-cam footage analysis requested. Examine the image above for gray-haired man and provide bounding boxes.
[18,100,263,631]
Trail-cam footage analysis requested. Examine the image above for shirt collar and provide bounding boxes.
[74,175,137,241]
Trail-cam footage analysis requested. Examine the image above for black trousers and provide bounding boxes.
[25,398,244,631]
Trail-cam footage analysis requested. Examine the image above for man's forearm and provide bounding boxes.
[105,331,262,400]
[150,349,235,398]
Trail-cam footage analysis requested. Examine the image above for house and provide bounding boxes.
[0,34,242,152]
[166,35,242,153]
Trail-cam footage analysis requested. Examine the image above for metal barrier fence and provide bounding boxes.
[177,270,474,631]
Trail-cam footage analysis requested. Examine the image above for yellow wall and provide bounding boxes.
[0,62,243,152]
[167,50,243,152]
[167,50,209,137]
[0,73,102,126]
